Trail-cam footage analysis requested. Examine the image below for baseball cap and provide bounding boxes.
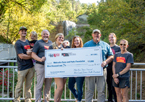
[92,29,101,34]
[19,26,27,31]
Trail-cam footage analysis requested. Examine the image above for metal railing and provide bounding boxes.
[0,60,145,101]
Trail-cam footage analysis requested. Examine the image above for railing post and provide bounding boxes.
[130,71,133,99]
[140,71,142,100]
[135,71,137,100]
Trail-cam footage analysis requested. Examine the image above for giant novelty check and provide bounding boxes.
[45,46,103,78]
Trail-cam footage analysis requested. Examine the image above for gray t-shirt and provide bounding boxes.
[113,52,134,78]
[107,45,120,69]
[32,39,52,65]
[15,40,33,71]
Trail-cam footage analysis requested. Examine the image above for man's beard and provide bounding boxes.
[43,38,48,40]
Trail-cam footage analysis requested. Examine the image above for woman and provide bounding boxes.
[107,33,120,102]
[68,36,85,102]
[49,33,67,102]
[112,39,134,102]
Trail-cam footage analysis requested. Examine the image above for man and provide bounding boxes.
[14,26,34,102]
[32,30,52,102]
[84,29,113,102]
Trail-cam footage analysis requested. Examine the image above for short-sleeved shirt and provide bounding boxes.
[83,40,113,68]
[113,52,134,78]
[107,45,121,69]
[29,40,37,48]
[32,39,52,65]
[15,39,33,71]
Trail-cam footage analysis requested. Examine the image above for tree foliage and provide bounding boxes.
[86,0,145,61]
[0,0,87,43]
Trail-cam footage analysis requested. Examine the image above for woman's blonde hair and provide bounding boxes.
[55,33,64,40]
[71,36,83,48]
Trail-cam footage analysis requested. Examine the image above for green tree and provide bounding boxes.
[87,0,145,61]
[0,0,87,43]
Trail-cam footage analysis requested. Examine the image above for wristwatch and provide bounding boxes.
[117,73,120,77]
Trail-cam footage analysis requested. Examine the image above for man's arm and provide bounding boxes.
[31,52,45,62]
[101,55,113,67]
[18,53,32,60]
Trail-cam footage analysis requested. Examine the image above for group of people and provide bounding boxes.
[14,26,134,102]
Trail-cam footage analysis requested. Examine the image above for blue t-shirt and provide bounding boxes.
[83,40,113,68]
[15,40,34,71]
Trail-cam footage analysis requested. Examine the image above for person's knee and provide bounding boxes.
[115,91,122,98]
[98,91,105,97]
[86,88,94,94]
[57,86,64,91]
[97,86,105,94]
[115,91,120,96]
[122,94,128,99]
[77,88,83,94]
[68,83,73,90]
[122,92,128,99]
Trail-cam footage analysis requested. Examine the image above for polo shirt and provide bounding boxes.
[83,40,113,67]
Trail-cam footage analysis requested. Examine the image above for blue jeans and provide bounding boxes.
[68,77,85,101]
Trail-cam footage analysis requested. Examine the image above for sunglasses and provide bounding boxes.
[120,44,126,46]
[59,37,64,40]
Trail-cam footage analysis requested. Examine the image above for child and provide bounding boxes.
[29,31,37,48]
[63,40,70,48]
[29,31,37,65]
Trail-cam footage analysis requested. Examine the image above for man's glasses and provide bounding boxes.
[120,44,126,46]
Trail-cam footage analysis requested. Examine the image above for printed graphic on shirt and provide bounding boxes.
[30,43,34,47]
[44,46,49,50]
[116,57,126,63]
[24,45,30,50]
[111,48,115,55]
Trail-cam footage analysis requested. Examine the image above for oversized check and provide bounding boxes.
[45,46,103,78]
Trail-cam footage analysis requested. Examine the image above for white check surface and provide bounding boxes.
[45,47,103,78]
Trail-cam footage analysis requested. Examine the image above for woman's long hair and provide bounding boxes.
[71,36,83,48]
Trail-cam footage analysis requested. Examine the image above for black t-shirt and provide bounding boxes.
[29,40,37,48]
[32,39,52,65]
[15,40,33,71]
[107,45,121,69]
[113,52,134,78]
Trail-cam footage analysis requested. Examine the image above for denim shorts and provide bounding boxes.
[113,77,130,88]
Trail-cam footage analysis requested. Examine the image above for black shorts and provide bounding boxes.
[113,77,130,88]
